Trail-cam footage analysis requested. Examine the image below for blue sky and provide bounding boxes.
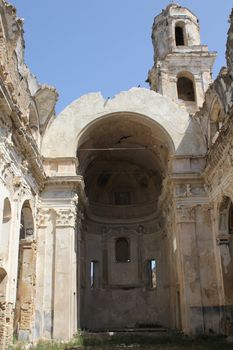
[10,1,233,113]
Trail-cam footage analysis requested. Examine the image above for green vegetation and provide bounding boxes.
[9,332,233,350]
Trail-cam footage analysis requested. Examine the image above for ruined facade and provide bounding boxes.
[0,1,233,348]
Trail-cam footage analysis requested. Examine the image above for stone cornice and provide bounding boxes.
[0,80,46,188]
[170,173,204,182]
[45,175,88,207]
[45,175,84,187]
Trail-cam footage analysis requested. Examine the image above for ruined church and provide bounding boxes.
[0,1,233,348]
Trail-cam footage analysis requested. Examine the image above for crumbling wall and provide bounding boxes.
[0,1,58,138]
[14,241,37,341]
[201,8,233,336]
[195,8,233,147]
[0,2,30,116]
[226,9,233,79]
[0,302,14,349]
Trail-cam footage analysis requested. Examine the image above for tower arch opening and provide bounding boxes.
[175,23,185,46]
[177,73,196,102]
[76,112,174,330]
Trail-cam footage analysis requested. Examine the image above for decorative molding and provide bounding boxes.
[36,208,53,228]
[175,183,208,198]
[176,205,196,223]
[206,116,233,183]
[216,233,231,246]
[55,208,76,228]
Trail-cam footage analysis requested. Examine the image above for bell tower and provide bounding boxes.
[147,3,216,113]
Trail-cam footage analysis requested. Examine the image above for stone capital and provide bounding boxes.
[36,208,53,228]
[176,205,196,223]
[55,208,76,228]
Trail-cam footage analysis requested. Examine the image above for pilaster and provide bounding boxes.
[35,176,86,341]
[53,206,77,340]
[170,173,221,334]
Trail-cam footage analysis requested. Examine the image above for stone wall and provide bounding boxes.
[0,302,14,349]
[226,9,233,79]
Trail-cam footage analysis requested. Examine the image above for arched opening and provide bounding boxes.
[177,75,195,102]
[175,25,185,46]
[76,113,174,330]
[14,201,35,341]
[19,201,34,240]
[0,198,12,259]
[218,197,233,306]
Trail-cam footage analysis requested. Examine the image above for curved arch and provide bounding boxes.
[177,71,195,80]
[76,112,174,183]
[77,112,175,153]
[41,88,201,158]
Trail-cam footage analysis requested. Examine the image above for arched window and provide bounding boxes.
[115,238,130,262]
[0,198,11,258]
[20,201,34,240]
[177,76,195,102]
[175,26,185,46]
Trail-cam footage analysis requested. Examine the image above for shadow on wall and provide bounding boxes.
[176,117,207,157]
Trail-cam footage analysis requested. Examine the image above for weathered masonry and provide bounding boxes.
[0,1,233,348]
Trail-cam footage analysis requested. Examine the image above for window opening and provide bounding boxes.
[175,26,185,46]
[115,238,130,262]
[1,198,11,257]
[147,259,157,288]
[90,260,99,288]
[20,205,34,240]
[97,173,111,187]
[115,192,131,205]
[177,77,195,102]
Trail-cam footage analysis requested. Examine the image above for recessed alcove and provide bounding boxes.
[76,112,174,330]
